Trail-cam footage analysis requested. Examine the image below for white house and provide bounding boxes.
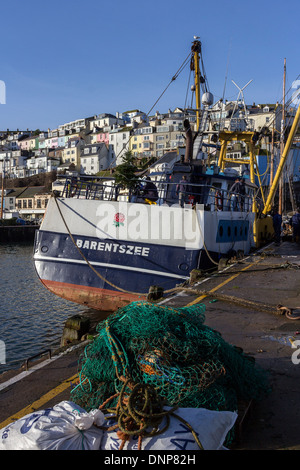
[120,109,148,126]
[89,113,124,132]
[0,187,27,218]
[109,127,132,165]
[26,154,60,176]
[80,143,111,175]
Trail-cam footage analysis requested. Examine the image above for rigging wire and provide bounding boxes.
[146,52,192,118]
[184,68,192,112]
[107,51,193,171]
[216,42,232,138]
[258,74,300,209]
[257,74,300,136]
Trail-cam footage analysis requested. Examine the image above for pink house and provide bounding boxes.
[50,137,59,148]
[96,132,109,145]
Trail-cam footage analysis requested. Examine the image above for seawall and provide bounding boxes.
[0,225,37,242]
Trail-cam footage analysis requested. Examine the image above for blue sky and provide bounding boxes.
[0,0,299,131]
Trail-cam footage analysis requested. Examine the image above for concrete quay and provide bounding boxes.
[1,240,300,450]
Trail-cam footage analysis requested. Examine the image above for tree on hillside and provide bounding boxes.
[5,170,57,191]
[113,151,139,192]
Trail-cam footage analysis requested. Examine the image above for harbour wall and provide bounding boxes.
[0,225,37,243]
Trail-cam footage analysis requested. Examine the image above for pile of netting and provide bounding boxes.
[70,301,270,418]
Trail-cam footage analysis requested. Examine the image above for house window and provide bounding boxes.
[37,199,41,208]
[17,200,21,208]
[28,200,32,208]
[23,200,27,208]
[157,126,169,133]
[142,127,152,134]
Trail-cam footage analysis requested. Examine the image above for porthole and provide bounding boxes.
[179,263,189,271]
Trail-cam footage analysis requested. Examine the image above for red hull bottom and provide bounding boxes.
[41,279,146,311]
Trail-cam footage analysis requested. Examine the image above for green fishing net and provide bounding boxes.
[70,301,270,419]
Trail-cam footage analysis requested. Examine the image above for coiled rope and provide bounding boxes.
[95,322,204,450]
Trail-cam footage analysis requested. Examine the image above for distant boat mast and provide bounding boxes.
[0,170,4,219]
[279,58,286,215]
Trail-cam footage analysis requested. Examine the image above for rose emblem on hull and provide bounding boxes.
[113,212,125,227]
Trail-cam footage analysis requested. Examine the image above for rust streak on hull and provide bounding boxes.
[40,279,146,311]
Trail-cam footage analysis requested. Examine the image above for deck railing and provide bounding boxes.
[59,176,256,213]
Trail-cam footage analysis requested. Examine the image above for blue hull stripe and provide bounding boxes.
[34,230,200,294]
[34,254,188,280]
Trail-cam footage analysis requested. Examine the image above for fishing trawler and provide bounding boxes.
[33,39,300,311]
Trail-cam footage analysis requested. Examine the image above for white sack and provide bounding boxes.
[0,401,105,450]
[101,407,238,451]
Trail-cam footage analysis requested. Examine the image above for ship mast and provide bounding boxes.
[191,39,202,130]
[262,100,300,215]
[279,58,286,215]
[0,170,4,219]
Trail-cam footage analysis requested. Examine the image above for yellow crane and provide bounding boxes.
[192,39,300,247]
[216,103,300,247]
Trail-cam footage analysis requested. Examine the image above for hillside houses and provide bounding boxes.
[0,101,300,220]
[0,103,298,183]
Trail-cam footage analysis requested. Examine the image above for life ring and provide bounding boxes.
[215,190,223,210]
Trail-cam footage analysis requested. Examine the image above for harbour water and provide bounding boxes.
[0,242,103,375]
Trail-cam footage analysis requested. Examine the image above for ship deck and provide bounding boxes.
[1,240,300,450]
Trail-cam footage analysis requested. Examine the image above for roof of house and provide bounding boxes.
[5,187,28,198]
[150,151,178,167]
[57,162,75,169]
[94,113,117,120]
[80,143,108,158]
[17,134,32,141]
[16,186,47,198]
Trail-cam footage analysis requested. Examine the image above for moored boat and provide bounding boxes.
[33,38,300,311]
